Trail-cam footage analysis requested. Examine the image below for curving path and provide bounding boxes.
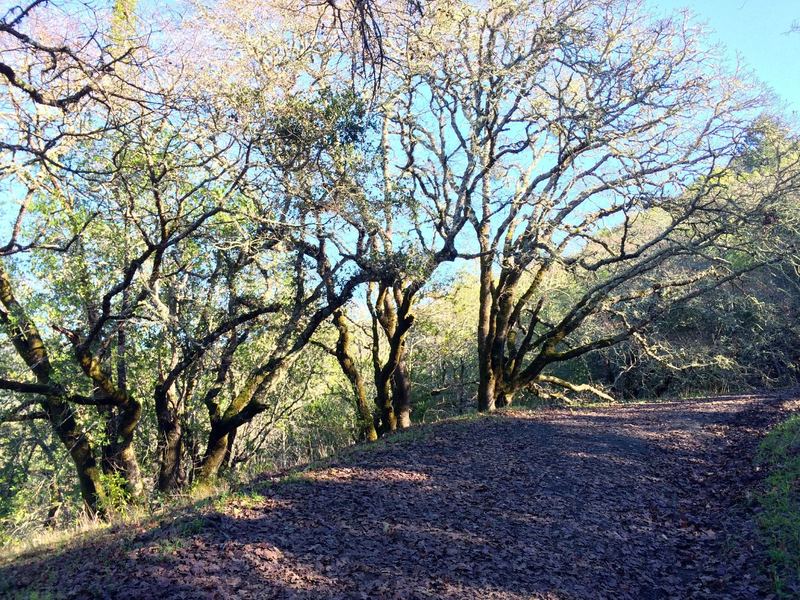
[1,393,794,599]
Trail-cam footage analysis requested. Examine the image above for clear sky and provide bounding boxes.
[649,0,800,114]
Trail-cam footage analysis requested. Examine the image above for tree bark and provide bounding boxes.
[392,360,411,429]
[45,396,107,514]
[74,346,143,501]
[376,384,397,435]
[197,428,229,483]
[155,380,184,492]
[332,310,378,441]
[371,284,416,432]
[476,247,497,412]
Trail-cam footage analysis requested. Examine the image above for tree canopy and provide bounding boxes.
[0,0,798,528]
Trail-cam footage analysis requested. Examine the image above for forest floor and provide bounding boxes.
[1,392,798,599]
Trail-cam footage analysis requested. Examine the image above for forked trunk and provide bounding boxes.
[73,344,143,502]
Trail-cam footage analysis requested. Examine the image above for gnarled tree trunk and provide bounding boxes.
[73,346,143,501]
[197,428,230,483]
[0,261,107,514]
[155,380,184,492]
[333,310,378,441]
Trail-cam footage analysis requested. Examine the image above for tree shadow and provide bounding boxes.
[0,400,775,599]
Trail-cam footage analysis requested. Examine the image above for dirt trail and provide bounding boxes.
[1,394,795,599]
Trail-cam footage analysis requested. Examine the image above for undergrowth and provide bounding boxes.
[756,413,800,598]
[0,423,442,561]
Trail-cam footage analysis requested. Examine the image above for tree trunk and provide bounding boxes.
[392,360,411,429]
[332,310,378,441]
[477,364,497,412]
[355,388,379,441]
[99,397,143,500]
[196,427,229,484]
[371,284,416,433]
[476,229,497,412]
[72,344,143,501]
[45,396,107,515]
[155,382,184,492]
[376,386,397,435]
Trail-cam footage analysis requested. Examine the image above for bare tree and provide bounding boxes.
[385,0,786,411]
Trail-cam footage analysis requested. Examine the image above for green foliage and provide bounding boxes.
[97,472,132,517]
[273,395,359,466]
[587,265,800,400]
[756,414,800,597]
[2,0,800,561]
[407,274,479,421]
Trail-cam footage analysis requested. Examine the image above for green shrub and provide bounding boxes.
[756,414,800,597]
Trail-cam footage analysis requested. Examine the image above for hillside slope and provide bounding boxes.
[1,394,795,599]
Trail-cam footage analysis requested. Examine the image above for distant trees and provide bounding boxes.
[589,118,800,398]
[0,0,798,525]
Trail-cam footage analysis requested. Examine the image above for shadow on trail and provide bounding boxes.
[0,397,781,599]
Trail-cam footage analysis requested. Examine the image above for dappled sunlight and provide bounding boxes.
[244,544,340,593]
[561,449,644,468]
[223,497,295,518]
[0,395,786,598]
[305,466,431,484]
[1,0,799,596]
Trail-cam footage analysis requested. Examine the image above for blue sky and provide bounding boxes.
[649,0,800,114]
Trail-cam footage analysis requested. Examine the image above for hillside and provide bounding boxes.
[1,394,796,599]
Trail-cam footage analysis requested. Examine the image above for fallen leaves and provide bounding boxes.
[0,394,793,599]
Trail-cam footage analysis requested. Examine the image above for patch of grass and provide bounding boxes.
[3,591,57,600]
[0,484,229,566]
[281,471,311,485]
[756,413,800,598]
[212,489,267,511]
[177,517,207,535]
[296,425,436,469]
[0,516,111,565]
[152,535,186,556]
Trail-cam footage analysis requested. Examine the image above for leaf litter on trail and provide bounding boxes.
[0,393,794,599]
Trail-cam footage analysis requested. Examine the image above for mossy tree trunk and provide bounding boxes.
[0,261,107,514]
[332,310,378,442]
[369,282,418,434]
[155,379,184,492]
[71,344,144,501]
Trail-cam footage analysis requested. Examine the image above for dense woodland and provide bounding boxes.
[0,0,799,540]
